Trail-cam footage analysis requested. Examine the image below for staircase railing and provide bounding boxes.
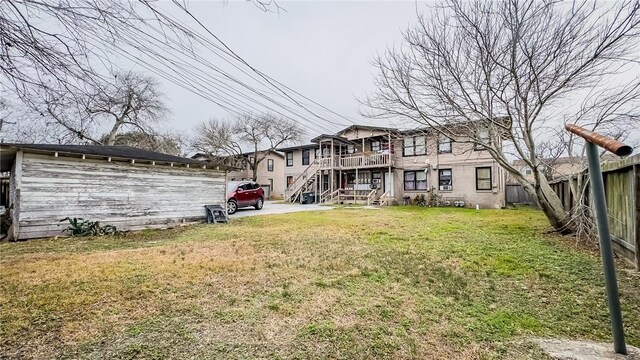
[366,189,377,206]
[285,160,321,202]
[319,188,331,203]
[324,188,341,203]
[379,190,391,206]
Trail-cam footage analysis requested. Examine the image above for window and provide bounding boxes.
[267,159,274,172]
[286,176,294,188]
[372,172,382,183]
[286,152,293,167]
[347,173,356,184]
[476,167,492,190]
[302,149,310,165]
[475,129,491,150]
[403,136,426,156]
[371,140,381,152]
[438,169,452,190]
[438,135,452,154]
[404,170,428,190]
[314,148,319,159]
[347,145,356,154]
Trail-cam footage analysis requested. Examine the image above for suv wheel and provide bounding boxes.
[255,197,264,210]
[227,199,238,214]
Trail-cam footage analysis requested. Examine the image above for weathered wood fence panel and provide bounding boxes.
[505,184,534,205]
[549,154,640,270]
[605,169,636,263]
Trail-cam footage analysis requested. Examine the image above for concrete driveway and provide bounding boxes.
[230,200,333,218]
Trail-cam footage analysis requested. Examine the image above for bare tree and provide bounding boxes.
[100,131,184,156]
[1,1,280,97]
[0,97,14,135]
[89,71,167,145]
[193,114,303,180]
[19,70,168,145]
[365,0,640,234]
[1,0,281,145]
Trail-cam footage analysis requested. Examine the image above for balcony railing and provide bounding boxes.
[318,153,391,169]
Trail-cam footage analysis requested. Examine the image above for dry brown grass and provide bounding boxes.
[1,207,639,359]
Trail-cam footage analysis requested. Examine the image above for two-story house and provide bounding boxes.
[192,150,286,200]
[278,124,505,208]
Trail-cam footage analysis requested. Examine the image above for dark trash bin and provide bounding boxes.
[302,192,315,204]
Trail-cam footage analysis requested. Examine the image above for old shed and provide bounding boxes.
[1,144,229,240]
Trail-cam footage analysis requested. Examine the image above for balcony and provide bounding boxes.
[319,153,392,169]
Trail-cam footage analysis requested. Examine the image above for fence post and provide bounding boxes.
[566,124,632,355]
[586,141,627,355]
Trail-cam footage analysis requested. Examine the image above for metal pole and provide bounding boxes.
[586,141,627,355]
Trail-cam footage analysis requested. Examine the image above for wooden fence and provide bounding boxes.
[549,154,640,270]
[505,184,535,205]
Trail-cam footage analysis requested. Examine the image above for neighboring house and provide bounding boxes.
[508,154,619,184]
[192,150,286,199]
[2,144,230,240]
[277,143,321,197]
[277,124,506,209]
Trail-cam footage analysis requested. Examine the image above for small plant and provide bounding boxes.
[59,217,118,237]
[1,204,12,234]
[414,194,427,207]
[429,189,441,207]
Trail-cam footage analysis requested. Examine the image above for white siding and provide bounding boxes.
[16,153,226,239]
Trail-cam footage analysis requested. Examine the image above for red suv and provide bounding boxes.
[226,181,265,214]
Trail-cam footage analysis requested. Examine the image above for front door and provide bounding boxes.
[384,172,390,194]
[322,174,329,192]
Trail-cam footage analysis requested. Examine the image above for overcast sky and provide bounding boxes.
[148,1,422,138]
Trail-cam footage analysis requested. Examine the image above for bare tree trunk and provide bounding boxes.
[515,173,573,234]
[106,120,124,145]
[535,178,573,234]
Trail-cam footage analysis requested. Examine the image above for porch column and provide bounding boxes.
[388,132,394,197]
[355,168,359,190]
[330,139,334,194]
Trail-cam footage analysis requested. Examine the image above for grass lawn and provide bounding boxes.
[2,207,640,359]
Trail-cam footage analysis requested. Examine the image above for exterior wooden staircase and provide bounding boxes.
[285,160,321,203]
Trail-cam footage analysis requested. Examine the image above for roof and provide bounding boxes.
[0,143,234,172]
[243,149,284,158]
[336,124,398,135]
[512,154,620,167]
[191,149,284,159]
[310,134,358,145]
[276,143,318,152]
